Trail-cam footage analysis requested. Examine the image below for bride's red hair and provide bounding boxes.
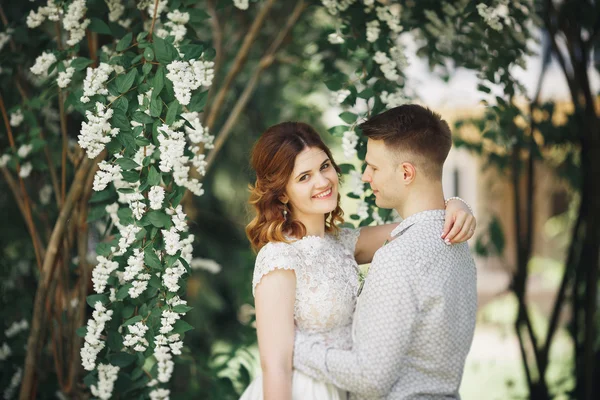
[246,122,344,252]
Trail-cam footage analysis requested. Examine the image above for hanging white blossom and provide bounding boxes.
[10,109,24,127]
[342,130,359,159]
[30,51,57,78]
[90,364,120,400]
[79,102,120,159]
[19,162,33,178]
[63,0,90,46]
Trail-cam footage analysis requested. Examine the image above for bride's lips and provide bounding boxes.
[312,187,333,199]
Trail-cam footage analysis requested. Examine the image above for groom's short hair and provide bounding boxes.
[359,104,452,179]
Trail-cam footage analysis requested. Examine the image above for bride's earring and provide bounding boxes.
[282,202,288,219]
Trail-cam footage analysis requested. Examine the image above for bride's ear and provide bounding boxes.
[279,193,289,204]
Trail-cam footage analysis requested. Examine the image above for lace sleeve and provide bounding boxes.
[337,227,362,255]
[252,242,301,296]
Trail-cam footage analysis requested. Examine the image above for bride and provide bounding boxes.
[240,122,475,399]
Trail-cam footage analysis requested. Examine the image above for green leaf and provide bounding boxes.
[327,125,348,137]
[477,84,491,94]
[116,158,140,170]
[117,207,134,225]
[117,284,132,300]
[87,205,107,222]
[116,32,133,52]
[188,91,208,112]
[137,31,148,42]
[110,352,137,367]
[123,304,135,319]
[338,163,355,174]
[111,109,131,131]
[147,211,170,228]
[189,8,211,24]
[172,319,194,334]
[144,47,154,61]
[172,305,193,313]
[153,36,178,64]
[135,137,152,147]
[123,315,143,326]
[144,247,162,269]
[149,274,162,289]
[357,88,375,99]
[116,69,137,93]
[150,97,162,117]
[117,131,137,153]
[86,294,109,308]
[96,242,113,257]
[121,170,140,183]
[107,331,124,350]
[133,111,154,124]
[180,44,204,61]
[165,100,180,125]
[89,18,112,35]
[339,111,358,124]
[165,252,181,268]
[90,189,114,203]
[76,326,87,338]
[71,57,93,71]
[142,62,153,76]
[147,166,161,186]
[152,66,165,99]
[112,96,129,113]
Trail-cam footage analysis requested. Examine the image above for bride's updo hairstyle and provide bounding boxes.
[246,122,344,252]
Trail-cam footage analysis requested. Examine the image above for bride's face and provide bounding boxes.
[283,147,339,220]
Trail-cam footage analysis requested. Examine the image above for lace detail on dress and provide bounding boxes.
[252,242,301,296]
[251,230,361,352]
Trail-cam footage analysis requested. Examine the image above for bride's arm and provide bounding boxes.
[354,198,476,264]
[254,269,296,400]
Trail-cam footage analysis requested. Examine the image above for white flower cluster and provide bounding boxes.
[40,184,53,205]
[157,10,189,45]
[0,154,10,168]
[149,186,165,209]
[106,0,126,22]
[93,161,122,192]
[79,102,120,159]
[233,0,249,10]
[162,227,182,257]
[153,310,184,383]
[63,0,90,46]
[328,31,345,44]
[157,125,205,196]
[5,319,28,338]
[26,0,61,29]
[30,51,57,78]
[92,256,119,293]
[190,258,222,274]
[333,89,350,104]
[147,0,168,17]
[81,63,113,103]
[477,1,510,31]
[17,144,32,159]
[348,170,364,197]
[90,364,120,400]
[19,162,33,178]
[10,109,24,127]
[180,112,214,149]
[0,342,11,361]
[0,29,12,53]
[366,20,380,43]
[57,59,75,88]
[165,60,214,105]
[150,388,171,400]
[373,51,400,81]
[3,368,22,400]
[81,302,113,371]
[321,0,356,15]
[117,224,142,255]
[357,200,369,219]
[124,249,150,298]
[342,130,359,159]
[375,5,403,33]
[168,205,187,232]
[380,90,409,109]
[123,321,149,351]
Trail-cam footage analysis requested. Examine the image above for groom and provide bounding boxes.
[293,104,477,399]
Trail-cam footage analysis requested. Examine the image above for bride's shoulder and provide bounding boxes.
[256,241,301,266]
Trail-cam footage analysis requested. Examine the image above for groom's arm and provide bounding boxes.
[294,251,419,397]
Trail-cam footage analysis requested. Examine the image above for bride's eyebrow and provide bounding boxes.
[294,158,330,179]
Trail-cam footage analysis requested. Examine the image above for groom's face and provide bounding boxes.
[362,139,405,210]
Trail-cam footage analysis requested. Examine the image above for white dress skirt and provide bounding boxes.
[239,370,347,400]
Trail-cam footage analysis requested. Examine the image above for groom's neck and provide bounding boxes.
[396,181,445,220]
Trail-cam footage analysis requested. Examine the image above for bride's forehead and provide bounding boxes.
[293,148,327,168]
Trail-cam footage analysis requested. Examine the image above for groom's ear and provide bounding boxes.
[400,162,416,184]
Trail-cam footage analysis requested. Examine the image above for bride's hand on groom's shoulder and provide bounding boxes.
[442,198,477,245]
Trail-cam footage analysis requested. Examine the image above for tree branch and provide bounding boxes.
[203,0,277,130]
[19,156,96,400]
[205,0,224,109]
[204,0,306,173]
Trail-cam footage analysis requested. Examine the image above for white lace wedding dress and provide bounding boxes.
[240,228,361,400]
